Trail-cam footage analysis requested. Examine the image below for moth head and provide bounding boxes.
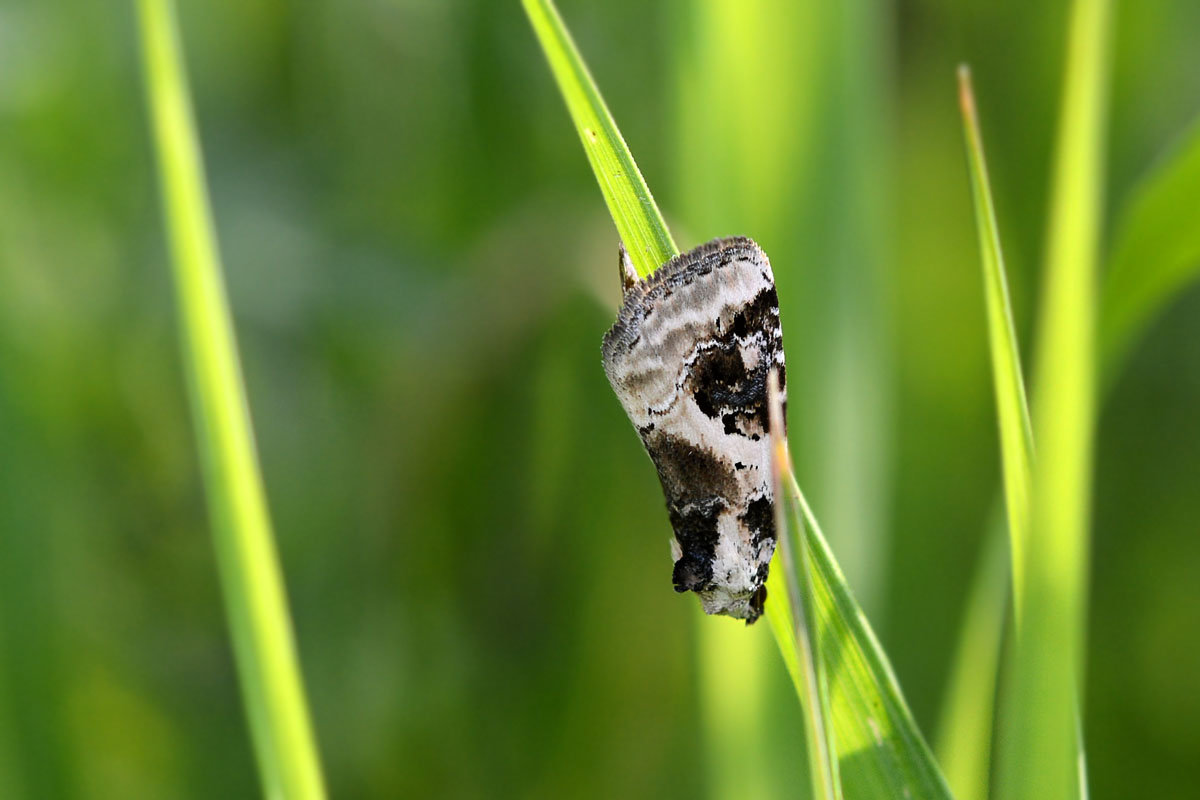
[617,240,638,294]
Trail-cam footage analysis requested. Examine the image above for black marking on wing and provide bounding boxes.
[688,285,784,440]
[739,495,775,547]
[669,499,723,593]
[640,433,736,594]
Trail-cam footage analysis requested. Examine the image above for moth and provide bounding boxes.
[602,236,786,623]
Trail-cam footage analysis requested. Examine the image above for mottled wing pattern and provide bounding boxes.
[601,236,786,623]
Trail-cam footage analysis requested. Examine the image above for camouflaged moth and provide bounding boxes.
[602,236,786,623]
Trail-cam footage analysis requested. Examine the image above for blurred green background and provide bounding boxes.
[1,0,1198,797]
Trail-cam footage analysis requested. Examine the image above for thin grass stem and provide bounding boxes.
[135,1,327,797]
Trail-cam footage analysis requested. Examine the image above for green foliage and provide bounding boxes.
[135,0,326,797]
[957,67,1036,615]
[673,0,892,617]
[944,2,1115,797]
[1102,117,1200,379]
[933,514,1008,800]
[670,3,867,795]
[933,69,1035,800]
[522,0,678,278]
[944,29,1200,800]
[2,0,1199,797]
[767,484,954,800]
[998,0,1111,796]
[766,374,841,800]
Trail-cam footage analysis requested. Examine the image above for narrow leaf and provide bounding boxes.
[522,0,678,278]
[957,66,1036,615]
[135,1,326,797]
[999,0,1112,797]
[767,479,955,800]
[933,69,1034,800]
[934,511,1008,800]
[767,371,841,800]
[1100,116,1200,379]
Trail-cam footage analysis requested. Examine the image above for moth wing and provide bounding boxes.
[601,236,785,622]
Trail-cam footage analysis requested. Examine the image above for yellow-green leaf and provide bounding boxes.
[522,0,678,278]
[136,1,326,797]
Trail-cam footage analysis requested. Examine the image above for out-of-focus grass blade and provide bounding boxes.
[675,0,892,618]
[999,0,1112,797]
[1100,116,1200,380]
[672,5,817,796]
[765,475,954,800]
[934,511,1008,800]
[766,372,841,800]
[521,0,678,278]
[945,70,1198,800]
[946,111,1200,800]
[135,1,326,797]
[674,0,893,625]
[695,617,775,800]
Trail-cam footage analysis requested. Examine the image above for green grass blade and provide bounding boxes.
[696,619,775,800]
[767,372,842,800]
[945,70,1199,800]
[672,0,893,619]
[521,0,678,278]
[768,479,954,800]
[934,512,1008,800]
[135,1,327,797]
[999,0,1112,796]
[933,69,1034,800]
[768,367,949,800]
[1100,116,1200,379]
[957,66,1036,617]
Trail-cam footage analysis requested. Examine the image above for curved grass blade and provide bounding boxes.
[1100,116,1200,381]
[999,0,1112,796]
[767,371,841,800]
[766,474,954,800]
[522,0,678,278]
[135,1,326,797]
